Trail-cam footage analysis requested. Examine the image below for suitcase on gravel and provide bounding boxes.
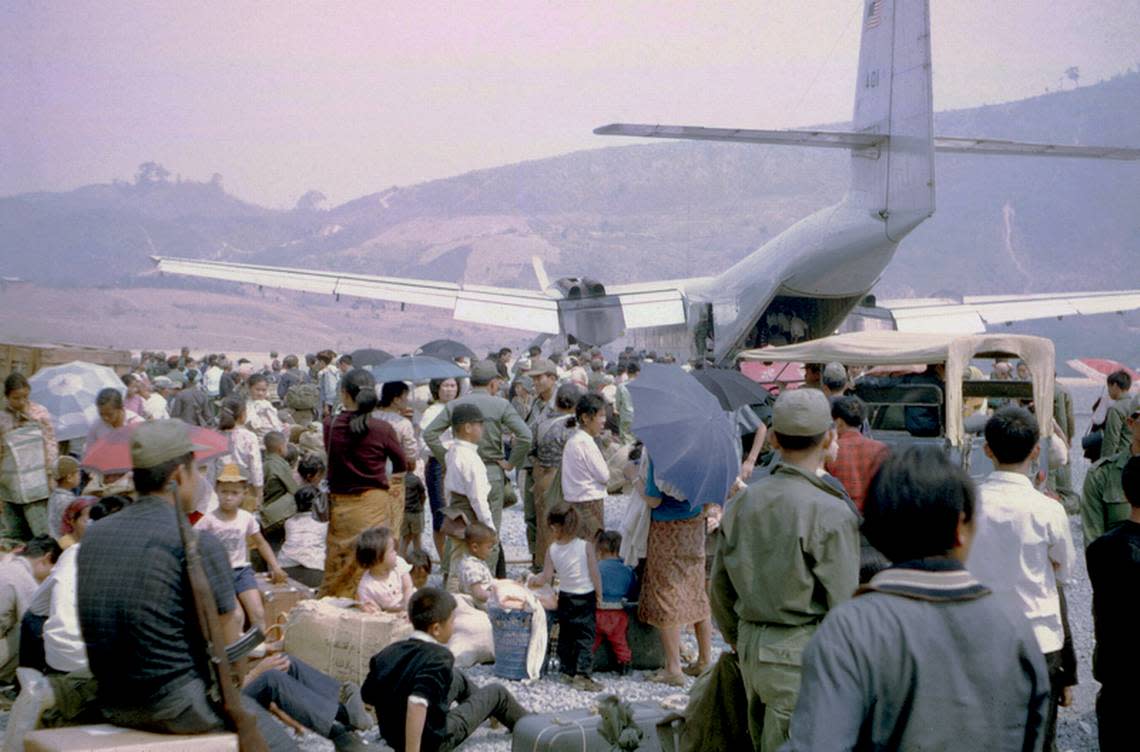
[511,700,668,752]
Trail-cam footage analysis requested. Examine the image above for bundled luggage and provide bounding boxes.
[282,597,412,686]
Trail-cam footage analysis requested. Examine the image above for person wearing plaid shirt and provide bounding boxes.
[825,396,889,512]
[76,420,296,750]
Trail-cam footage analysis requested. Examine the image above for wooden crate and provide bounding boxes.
[0,342,132,379]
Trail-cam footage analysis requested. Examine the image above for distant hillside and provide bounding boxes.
[1,72,1138,360]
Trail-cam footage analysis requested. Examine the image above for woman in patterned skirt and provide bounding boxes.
[638,457,713,686]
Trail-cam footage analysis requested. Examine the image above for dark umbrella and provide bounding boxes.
[416,339,476,361]
[349,348,394,367]
[627,364,740,507]
[368,355,468,384]
[692,367,774,411]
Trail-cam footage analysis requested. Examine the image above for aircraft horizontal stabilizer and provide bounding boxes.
[596,123,1140,161]
[593,124,883,151]
[933,137,1140,161]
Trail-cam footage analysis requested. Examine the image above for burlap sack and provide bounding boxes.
[282,597,412,686]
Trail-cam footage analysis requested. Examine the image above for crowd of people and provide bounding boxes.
[0,343,1136,751]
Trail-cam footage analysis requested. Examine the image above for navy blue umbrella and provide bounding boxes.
[416,339,476,361]
[627,364,740,507]
[349,348,393,367]
[367,355,467,384]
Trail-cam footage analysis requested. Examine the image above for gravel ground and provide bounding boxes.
[2,381,1109,750]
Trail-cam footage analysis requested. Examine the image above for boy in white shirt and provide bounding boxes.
[966,406,1077,752]
[195,463,287,635]
[443,404,493,588]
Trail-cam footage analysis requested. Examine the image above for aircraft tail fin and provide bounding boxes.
[531,256,552,293]
[847,0,934,241]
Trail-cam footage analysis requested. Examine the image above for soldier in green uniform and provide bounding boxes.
[1081,399,1140,548]
[520,358,558,569]
[1099,370,1134,459]
[1049,380,1080,513]
[710,388,861,752]
[614,361,639,446]
[424,359,532,577]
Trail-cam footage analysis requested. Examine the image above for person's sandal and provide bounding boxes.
[682,662,708,677]
[647,670,685,687]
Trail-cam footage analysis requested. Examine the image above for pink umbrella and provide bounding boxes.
[82,424,229,474]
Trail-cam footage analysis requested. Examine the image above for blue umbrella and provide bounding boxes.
[367,355,467,384]
[28,361,125,441]
[627,364,740,507]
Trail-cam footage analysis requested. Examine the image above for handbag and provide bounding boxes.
[0,424,50,504]
[1081,430,1103,462]
[311,481,330,523]
[258,492,298,531]
[441,512,468,540]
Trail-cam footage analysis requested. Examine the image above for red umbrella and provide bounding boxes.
[82,424,229,474]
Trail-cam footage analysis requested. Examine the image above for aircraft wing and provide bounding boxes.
[151,256,690,339]
[152,256,562,332]
[879,290,1140,333]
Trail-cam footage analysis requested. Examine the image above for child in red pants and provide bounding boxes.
[593,531,637,674]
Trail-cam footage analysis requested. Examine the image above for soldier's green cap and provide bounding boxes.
[772,388,833,437]
[451,403,485,428]
[525,358,558,377]
[130,419,206,469]
[470,359,500,383]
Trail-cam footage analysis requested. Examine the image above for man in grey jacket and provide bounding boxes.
[783,446,1050,752]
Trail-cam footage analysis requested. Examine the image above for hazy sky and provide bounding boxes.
[3,1,1138,207]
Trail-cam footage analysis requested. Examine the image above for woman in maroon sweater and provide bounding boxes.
[320,368,408,597]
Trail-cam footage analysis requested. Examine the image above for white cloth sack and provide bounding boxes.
[449,593,495,668]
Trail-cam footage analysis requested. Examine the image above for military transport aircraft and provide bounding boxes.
[153,0,1140,366]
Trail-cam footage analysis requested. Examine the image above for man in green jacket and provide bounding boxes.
[520,358,558,568]
[424,360,532,576]
[614,361,639,446]
[1099,370,1134,459]
[710,388,860,752]
[1049,380,1080,513]
[1082,400,1140,547]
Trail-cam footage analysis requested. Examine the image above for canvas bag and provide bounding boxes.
[258,492,297,531]
[0,424,50,504]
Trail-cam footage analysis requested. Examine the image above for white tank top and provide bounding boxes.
[547,538,593,595]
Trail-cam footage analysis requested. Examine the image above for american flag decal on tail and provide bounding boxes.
[865,0,883,29]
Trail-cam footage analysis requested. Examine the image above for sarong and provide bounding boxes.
[318,474,405,598]
[639,515,709,628]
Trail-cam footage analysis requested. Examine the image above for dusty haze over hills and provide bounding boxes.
[1,72,1138,363]
[5,1,1139,207]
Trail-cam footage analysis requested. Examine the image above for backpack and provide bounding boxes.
[285,383,320,412]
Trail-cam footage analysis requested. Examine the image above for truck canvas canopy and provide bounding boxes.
[737,331,1055,447]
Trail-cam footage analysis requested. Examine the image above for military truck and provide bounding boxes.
[738,331,1057,478]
